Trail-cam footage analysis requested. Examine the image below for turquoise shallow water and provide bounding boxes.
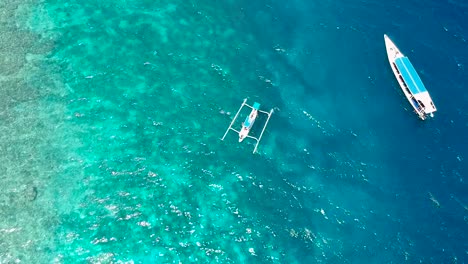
[1,0,467,263]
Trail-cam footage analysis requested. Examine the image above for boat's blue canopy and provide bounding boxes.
[244,103,260,127]
[244,115,252,127]
[395,57,427,95]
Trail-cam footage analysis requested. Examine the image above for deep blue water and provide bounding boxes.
[0,0,467,263]
[233,0,468,261]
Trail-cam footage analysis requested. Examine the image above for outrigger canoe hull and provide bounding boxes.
[239,102,260,142]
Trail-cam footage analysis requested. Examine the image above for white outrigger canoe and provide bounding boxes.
[384,34,437,120]
[221,99,273,153]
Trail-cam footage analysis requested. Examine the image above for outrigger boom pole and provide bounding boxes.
[221,98,246,141]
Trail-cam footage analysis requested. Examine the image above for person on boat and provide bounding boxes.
[250,110,258,119]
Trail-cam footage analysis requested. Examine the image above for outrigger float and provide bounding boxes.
[221,98,273,153]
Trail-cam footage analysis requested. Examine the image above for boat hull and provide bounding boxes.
[239,109,258,142]
[238,127,250,142]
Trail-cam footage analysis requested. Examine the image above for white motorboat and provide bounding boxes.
[384,34,437,120]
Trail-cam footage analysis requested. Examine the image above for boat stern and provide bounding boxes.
[414,91,437,118]
[239,126,249,142]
